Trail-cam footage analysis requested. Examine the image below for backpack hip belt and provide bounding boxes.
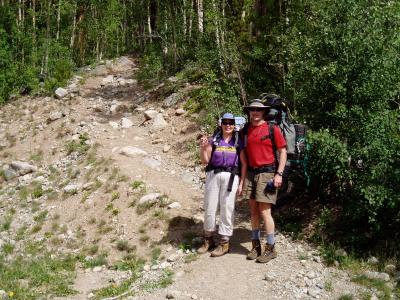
[205,165,240,192]
[248,164,275,175]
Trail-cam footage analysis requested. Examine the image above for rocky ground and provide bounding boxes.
[0,57,398,300]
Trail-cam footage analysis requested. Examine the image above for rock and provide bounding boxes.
[126,79,137,85]
[159,261,171,269]
[82,182,94,191]
[143,157,161,170]
[307,287,320,298]
[334,248,347,257]
[384,264,396,274]
[143,264,151,271]
[191,295,198,300]
[10,161,37,175]
[63,184,79,194]
[367,256,379,264]
[119,146,147,157]
[144,110,158,120]
[92,266,102,272]
[49,111,64,121]
[138,193,162,205]
[152,113,168,129]
[166,290,181,299]
[175,108,186,115]
[167,253,180,262]
[121,118,133,129]
[364,271,390,282]
[55,87,68,99]
[109,121,119,129]
[264,273,276,281]
[306,271,317,279]
[102,75,114,85]
[92,64,108,76]
[163,92,181,108]
[167,202,181,209]
[0,290,8,299]
[2,165,17,181]
[87,292,95,299]
[163,145,171,153]
[182,173,194,184]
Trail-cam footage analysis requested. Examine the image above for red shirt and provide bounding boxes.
[246,122,287,167]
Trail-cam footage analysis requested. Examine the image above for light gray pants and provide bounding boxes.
[203,171,239,237]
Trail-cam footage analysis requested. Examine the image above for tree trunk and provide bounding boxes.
[56,0,61,40]
[43,0,51,74]
[32,0,37,65]
[147,0,152,43]
[70,1,77,48]
[197,0,203,34]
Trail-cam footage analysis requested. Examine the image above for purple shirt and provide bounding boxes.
[209,136,243,168]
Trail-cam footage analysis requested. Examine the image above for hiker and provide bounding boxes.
[242,100,287,263]
[198,113,247,257]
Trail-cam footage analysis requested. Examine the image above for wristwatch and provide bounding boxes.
[276,171,283,176]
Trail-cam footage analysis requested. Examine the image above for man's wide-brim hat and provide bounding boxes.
[244,99,270,111]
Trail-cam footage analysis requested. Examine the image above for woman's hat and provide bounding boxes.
[244,99,270,111]
[221,112,235,120]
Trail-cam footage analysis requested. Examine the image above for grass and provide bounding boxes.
[93,256,144,299]
[1,214,13,231]
[33,210,48,223]
[141,269,174,292]
[184,253,198,263]
[65,133,90,155]
[111,191,120,201]
[2,242,15,255]
[352,275,392,300]
[81,254,108,269]
[0,248,77,299]
[116,240,135,253]
[151,247,161,264]
[130,180,145,190]
[30,150,43,163]
[136,202,156,215]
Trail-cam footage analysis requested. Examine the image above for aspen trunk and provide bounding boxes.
[182,0,187,38]
[70,1,77,48]
[43,0,51,74]
[32,0,37,65]
[197,0,203,34]
[147,0,152,43]
[56,0,61,40]
[211,0,224,73]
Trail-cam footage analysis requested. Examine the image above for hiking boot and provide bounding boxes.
[210,242,229,257]
[197,237,215,254]
[256,243,277,263]
[246,239,262,260]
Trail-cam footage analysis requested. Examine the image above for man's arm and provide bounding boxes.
[274,147,287,188]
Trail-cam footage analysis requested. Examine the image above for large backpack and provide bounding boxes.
[260,94,309,194]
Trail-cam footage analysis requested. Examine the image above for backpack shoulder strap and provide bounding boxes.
[269,123,278,169]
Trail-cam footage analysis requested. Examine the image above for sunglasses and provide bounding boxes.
[249,108,265,112]
[221,121,235,126]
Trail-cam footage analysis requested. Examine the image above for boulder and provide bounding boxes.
[10,161,37,175]
[144,110,158,120]
[138,193,162,205]
[54,88,68,99]
[151,113,168,129]
[119,146,147,157]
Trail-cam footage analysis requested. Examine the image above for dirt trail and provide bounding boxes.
[0,57,364,300]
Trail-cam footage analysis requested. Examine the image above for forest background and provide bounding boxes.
[0,0,399,257]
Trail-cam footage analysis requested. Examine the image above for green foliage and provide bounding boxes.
[0,252,77,299]
[285,0,400,246]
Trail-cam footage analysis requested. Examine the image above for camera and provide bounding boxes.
[264,179,276,194]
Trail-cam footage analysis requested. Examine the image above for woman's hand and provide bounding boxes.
[199,135,209,149]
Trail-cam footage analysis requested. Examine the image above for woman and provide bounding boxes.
[198,113,247,257]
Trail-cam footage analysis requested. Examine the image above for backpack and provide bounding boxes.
[261,94,309,192]
[208,115,247,192]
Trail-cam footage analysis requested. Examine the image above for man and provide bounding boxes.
[242,99,287,263]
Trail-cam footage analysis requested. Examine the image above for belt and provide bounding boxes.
[206,165,240,192]
[248,164,275,175]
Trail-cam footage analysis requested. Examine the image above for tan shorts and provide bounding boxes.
[242,171,278,204]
